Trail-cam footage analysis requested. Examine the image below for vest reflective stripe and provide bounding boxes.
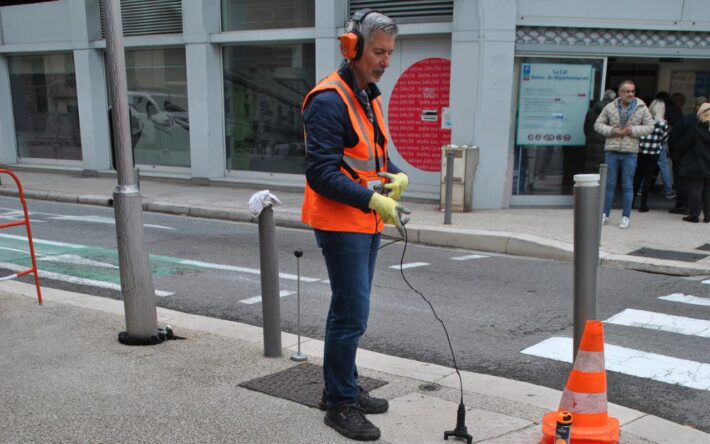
[321,80,377,171]
[573,351,605,373]
[559,389,608,415]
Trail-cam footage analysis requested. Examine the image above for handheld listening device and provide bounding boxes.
[339,8,380,61]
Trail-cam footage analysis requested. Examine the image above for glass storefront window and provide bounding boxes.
[513,57,605,196]
[9,54,82,161]
[114,48,189,168]
[223,43,315,174]
[221,0,314,31]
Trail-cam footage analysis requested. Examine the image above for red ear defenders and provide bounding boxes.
[339,9,380,61]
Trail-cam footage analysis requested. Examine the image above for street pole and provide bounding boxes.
[258,206,282,357]
[573,174,601,359]
[105,0,158,343]
[443,148,455,225]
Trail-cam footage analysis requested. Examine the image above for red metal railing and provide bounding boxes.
[0,169,43,304]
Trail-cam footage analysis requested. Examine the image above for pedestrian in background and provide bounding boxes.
[634,99,669,212]
[301,9,409,441]
[668,96,708,214]
[584,89,616,173]
[674,102,710,223]
[595,80,654,229]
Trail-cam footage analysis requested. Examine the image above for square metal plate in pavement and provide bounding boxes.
[239,362,388,408]
[628,247,708,262]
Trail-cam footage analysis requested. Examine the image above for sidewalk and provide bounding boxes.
[4,280,708,443]
[0,167,708,276]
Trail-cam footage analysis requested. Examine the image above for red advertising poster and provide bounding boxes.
[388,58,451,172]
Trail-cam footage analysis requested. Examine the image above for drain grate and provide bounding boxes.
[239,362,387,408]
[697,243,710,252]
[628,247,708,263]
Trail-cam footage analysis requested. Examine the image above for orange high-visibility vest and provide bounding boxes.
[301,71,389,234]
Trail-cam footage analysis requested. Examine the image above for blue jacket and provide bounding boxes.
[303,63,401,213]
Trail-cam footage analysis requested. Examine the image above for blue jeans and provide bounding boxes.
[314,229,380,409]
[657,148,673,194]
[604,151,637,218]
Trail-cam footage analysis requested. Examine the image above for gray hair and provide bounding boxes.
[618,80,635,91]
[348,11,398,43]
[695,96,708,109]
[603,89,616,100]
[648,99,666,121]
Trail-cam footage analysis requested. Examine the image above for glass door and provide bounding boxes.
[511,56,606,205]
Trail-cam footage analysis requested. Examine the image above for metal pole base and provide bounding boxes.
[290,352,307,362]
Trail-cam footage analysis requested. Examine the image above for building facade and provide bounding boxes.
[0,0,708,208]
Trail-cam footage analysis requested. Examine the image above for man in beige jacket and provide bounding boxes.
[594,80,654,229]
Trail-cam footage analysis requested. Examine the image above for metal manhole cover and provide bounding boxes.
[628,247,708,262]
[239,362,387,408]
[697,243,710,252]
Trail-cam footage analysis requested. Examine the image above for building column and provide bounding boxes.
[0,11,18,165]
[450,0,516,209]
[315,0,345,80]
[183,0,224,179]
[74,49,111,171]
[0,54,18,165]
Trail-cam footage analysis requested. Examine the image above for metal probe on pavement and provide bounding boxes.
[290,249,307,362]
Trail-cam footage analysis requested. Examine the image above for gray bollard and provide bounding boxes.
[597,164,608,245]
[291,249,307,362]
[444,149,455,225]
[258,205,282,357]
[573,174,601,359]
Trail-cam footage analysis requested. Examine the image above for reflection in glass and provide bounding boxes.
[221,0,314,31]
[121,48,189,168]
[9,54,82,161]
[513,146,587,195]
[223,44,315,174]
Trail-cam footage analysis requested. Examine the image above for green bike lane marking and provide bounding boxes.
[0,234,321,295]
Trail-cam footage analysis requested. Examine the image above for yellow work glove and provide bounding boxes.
[368,192,411,237]
[378,172,409,201]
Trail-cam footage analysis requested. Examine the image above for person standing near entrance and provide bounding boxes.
[594,80,654,229]
[301,9,409,441]
[674,102,710,223]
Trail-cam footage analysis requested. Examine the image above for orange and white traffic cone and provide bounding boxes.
[540,320,620,444]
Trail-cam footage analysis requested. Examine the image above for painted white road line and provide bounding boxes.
[239,290,295,305]
[605,309,710,338]
[450,254,489,261]
[0,246,118,269]
[49,215,174,230]
[521,337,710,391]
[0,233,84,249]
[389,262,430,270]
[0,261,173,297]
[703,279,710,285]
[177,259,321,282]
[37,254,119,269]
[659,293,710,307]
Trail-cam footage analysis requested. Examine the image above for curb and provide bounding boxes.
[1,188,709,276]
[6,280,709,444]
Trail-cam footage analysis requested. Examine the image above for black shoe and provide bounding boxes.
[638,206,649,213]
[683,216,700,223]
[324,404,381,441]
[668,206,689,215]
[319,389,389,414]
[704,216,710,223]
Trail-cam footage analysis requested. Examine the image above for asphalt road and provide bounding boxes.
[1,197,708,433]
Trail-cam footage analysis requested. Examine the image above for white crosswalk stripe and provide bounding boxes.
[659,293,710,307]
[604,309,710,338]
[521,337,710,391]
